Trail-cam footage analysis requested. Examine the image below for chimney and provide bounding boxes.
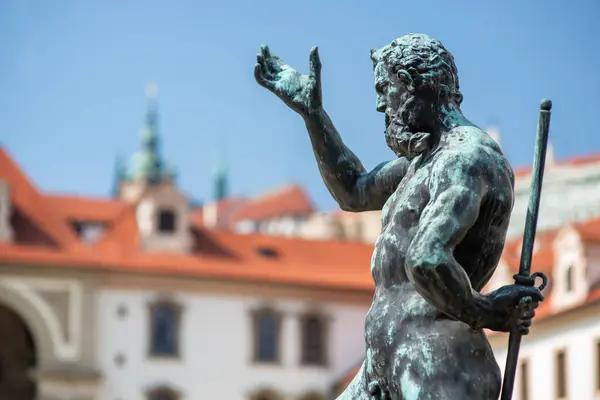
[203,202,219,227]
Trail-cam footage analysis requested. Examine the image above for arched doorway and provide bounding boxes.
[0,303,37,400]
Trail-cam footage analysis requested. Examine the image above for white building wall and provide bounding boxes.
[96,289,368,400]
[493,313,600,400]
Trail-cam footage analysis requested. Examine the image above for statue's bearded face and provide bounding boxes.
[374,61,431,160]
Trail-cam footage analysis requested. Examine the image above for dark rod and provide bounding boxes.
[500,99,552,400]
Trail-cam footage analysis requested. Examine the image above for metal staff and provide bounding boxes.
[500,99,552,400]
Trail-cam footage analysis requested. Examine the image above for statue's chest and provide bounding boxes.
[381,164,432,228]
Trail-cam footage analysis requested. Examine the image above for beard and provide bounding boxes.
[384,96,433,160]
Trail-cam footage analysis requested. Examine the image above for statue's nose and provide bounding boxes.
[376,99,386,112]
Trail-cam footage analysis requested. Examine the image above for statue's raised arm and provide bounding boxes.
[254,45,408,212]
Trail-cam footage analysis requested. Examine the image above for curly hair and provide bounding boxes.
[370,34,463,106]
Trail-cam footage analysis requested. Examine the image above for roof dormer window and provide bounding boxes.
[157,208,176,233]
[257,246,278,258]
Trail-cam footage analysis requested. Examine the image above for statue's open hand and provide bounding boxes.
[484,284,544,335]
[254,45,322,118]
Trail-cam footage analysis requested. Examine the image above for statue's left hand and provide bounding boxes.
[482,284,544,334]
[254,45,322,118]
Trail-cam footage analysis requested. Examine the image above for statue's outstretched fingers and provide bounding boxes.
[309,46,321,80]
[254,63,272,89]
[257,53,271,77]
[261,45,280,74]
[260,44,271,58]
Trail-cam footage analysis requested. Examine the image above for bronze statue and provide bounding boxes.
[254,33,545,399]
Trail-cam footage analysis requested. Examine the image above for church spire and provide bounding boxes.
[130,83,164,184]
[111,152,127,197]
[213,136,228,201]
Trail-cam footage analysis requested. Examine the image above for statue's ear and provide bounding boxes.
[455,92,464,106]
[397,70,415,93]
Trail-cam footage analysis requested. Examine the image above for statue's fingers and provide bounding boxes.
[261,45,281,74]
[254,63,273,89]
[521,309,536,319]
[309,46,322,81]
[256,53,270,77]
[518,326,530,335]
[518,295,532,308]
[260,44,271,59]
[519,318,532,328]
[260,45,272,70]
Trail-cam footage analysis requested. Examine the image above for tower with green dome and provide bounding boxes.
[113,83,176,200]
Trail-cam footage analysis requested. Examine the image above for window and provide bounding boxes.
[114,353,126,367]
[117,304,128,319]
[252,309,281,363]
[149,301,181,358]
[565,266,574,292]
[147,386,180,400]
[158,209,177,233]
[555,349,567,399]
[300,314,327,366]
[519,359,529,400]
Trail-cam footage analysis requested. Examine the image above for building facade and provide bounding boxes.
[0,142,373,400]
[0,90,371,400]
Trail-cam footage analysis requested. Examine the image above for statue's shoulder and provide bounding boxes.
[433,128,512,187]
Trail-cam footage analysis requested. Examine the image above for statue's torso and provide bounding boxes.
[362,134,513,393]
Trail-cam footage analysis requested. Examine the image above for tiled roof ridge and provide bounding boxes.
[0,148,83,251]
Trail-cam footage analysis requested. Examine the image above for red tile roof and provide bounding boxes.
[191,184,314,229]
[230,184,314,222]
[0,147,371,291]
[0,149,83,251]
[574,217,600,244]
[45,194,128,223]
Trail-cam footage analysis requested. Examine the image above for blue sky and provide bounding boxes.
[1,0,599,210]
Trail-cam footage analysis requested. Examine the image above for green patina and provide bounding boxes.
[401,370,422,400]
[365,348,374,375]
